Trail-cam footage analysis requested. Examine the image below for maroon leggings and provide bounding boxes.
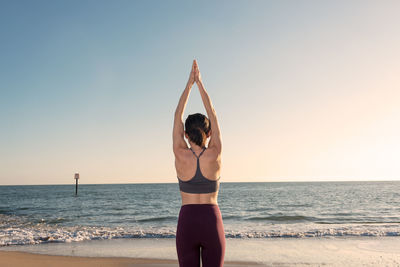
[176,204,226,267]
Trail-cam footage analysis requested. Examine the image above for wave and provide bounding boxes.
[246,215,315,221]
[320,212,364,217]
[136,216,177,223]
[42,218,69,224]
[278,204,313,208]
[221,215,242,220]
[2,224,400,246]
[1,214,400,246]
[315,221,400,224]
[224,229,400,238]
[246,207,274,212]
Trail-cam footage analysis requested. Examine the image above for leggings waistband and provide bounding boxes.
[179,204,221,216]
[181,203,218,207]
[180,204,218,210]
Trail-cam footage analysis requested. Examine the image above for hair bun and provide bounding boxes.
[185,113,210,147]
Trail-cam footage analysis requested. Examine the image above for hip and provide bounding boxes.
[178,204,223,225]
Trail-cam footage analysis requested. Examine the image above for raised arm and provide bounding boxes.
[173,60,196,153]
[194,60,222,154]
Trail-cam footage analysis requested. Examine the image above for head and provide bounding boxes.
[184,113,211,148]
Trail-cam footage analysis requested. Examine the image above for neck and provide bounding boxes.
[189,143,205,151]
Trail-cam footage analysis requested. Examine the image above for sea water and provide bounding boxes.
[1,181,399,246]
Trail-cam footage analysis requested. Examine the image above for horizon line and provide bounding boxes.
[1,179,399,186]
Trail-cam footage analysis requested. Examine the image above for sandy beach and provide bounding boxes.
[1,251,174,267]
[0,251,258,267]
[1,237,400,266]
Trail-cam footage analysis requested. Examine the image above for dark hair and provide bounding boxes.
[185,113,211,147]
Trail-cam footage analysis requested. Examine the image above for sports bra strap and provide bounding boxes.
[198,147,206,157]
[189,147,206,159]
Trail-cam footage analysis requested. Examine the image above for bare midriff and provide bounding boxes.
[180,191,219,206]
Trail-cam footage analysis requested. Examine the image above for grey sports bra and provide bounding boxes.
[177,147,220,194]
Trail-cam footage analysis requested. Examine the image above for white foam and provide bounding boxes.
[1,214,399,246]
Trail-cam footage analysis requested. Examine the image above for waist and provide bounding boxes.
[181,200,218,206]
[181,203,218,207]
[180,191,218,206]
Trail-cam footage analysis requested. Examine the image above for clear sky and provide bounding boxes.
[1,0,399,185]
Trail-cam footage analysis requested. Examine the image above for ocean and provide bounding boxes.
[1,181,400,246]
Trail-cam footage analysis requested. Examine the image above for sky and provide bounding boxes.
[1,0,399,185]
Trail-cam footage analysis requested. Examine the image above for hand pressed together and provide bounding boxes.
[193,59,202,83]
[188,59,202,86]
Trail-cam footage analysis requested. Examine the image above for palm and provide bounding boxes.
[188,61,196,85]
[193,60,202,82]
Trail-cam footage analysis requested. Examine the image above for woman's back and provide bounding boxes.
[175,146,221,205]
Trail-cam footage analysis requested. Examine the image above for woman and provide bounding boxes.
[173,59,225,267]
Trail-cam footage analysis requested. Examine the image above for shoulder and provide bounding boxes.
[204,146,221,161]
[173,147,192,161]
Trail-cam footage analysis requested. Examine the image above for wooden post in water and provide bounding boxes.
[74,173,79,195]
